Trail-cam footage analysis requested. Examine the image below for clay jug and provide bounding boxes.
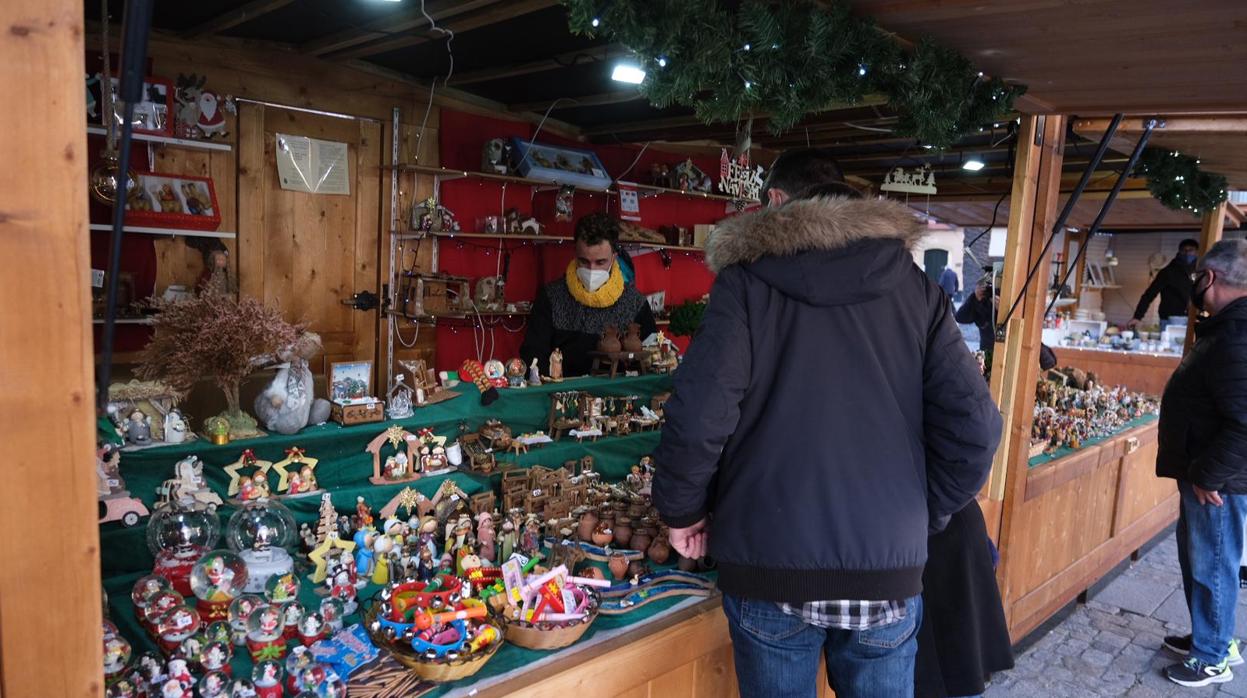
[613,516,633,549]
[677,555,698,572]
[608,552,629,580]
[647,534,671,565]
[629,528,653,554]
[591,522,614,548]
[622,323,644,353]
[598,325,622,354]
[576,508,599,542]
[577,565,605,581]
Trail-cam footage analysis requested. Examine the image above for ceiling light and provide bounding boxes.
[611,64,646,84]
[962,154,986,172]
[591,17,600,27]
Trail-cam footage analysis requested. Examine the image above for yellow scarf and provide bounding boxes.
[565,259,625,308]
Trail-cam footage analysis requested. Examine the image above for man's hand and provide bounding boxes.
[1127,318,1141,330]
[1194,484,1224,507]
[669,518,709,559]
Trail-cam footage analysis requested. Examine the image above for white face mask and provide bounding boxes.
[577,267,611,292]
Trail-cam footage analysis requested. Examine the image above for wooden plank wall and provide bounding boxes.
[1050,348,1180,395]
[0,0,103,696]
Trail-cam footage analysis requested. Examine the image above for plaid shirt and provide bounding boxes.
[779,598,908,631]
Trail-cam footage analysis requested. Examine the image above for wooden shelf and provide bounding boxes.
[92,317,153,325]
[388,309,531,322]
[398,230,705,254]
[89,224,237,239]
[388,163,758,204]
[87,125,233,152]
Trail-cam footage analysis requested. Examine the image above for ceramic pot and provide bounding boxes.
[576,509,599,542]
[608,553,629,580]
[576,565,605,581]
[677,555,698,572]
[622,323,644,353]
[591,523,614,548]
[629,528,653,554]
[647,536,671,565]
[628,503,647,518]
[598,326,622,354]
[613,517,633,549]
[627,561,649,579]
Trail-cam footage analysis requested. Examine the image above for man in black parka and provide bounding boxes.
[1129,238,1200,331]
[1156,239,1247,688]
[652,149,1002,698]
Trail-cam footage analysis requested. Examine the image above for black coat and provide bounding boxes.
[519,278,657,378]
[652,197,1002,603]
[1134,257,1195,321]
[954,291,995,352]
[1156,297,1247,493]
[915,500,1014,698]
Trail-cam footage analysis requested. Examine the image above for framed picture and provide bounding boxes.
[329,361,374,404]
[1086,264,1104,287]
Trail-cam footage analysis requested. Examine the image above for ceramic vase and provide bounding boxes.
[622,323,644,353]
[576,509,599,543]
[647,536,671,565]
[613,517,633,548]
[629,528,653,554]
[608,553,629,580]
[591,522,614,548]
[598,326,622,354]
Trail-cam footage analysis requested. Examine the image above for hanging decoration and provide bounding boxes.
[880,164,936,195]
[617,181,642,221]
[718,148,765,202]
[564,0,1025,148]
[1133,148,1228,215]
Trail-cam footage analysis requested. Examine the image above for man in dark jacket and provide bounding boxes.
[652,149,1002,698]
[1156,239,1247,688]
[1129,238,1200,330]
[519,213,656,377]
[955,272,995,351]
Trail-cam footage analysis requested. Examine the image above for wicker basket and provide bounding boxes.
[500,610,597,650]
[363,605,503,683]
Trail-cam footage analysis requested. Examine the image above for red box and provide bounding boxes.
[125,172,222,231]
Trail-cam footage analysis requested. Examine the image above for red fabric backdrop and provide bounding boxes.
[431,110,731,369]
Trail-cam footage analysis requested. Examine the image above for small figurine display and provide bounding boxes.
[1030,372,1159,456]
[97,442,151,527]
[245,605,286,662]
[271,447,320,498]
[223,449,274,502]
[124,408,153,446]
[148,503,221,596]
[366,424,443,485]
[548,348,564,382]
[481,138,511,174]
[251,660,284,698]
[174,74,233,140]
[672,157,713,193]
[189,550,250,621]
[412,196,461,233]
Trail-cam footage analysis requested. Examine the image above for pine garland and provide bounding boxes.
[563,0,1025,148]
[1133,148,1228,215]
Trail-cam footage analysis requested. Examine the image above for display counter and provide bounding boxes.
[1001,418,1175,640]
[1050,346,1180,395]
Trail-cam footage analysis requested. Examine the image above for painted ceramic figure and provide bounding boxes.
[475,511,496,563]
[549,349,564,382]
[124,409,152,446]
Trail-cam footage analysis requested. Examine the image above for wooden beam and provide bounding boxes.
[1,0,102,696]
[584,97,891,138]
[453,44,628,86]
[182,0,296,38]
[1185,201,1228,352]
[331,0,559,61]
[509,89,644,114]
[993,115,1068,636]
[1074,116,1247,135]
[300,0,502,57]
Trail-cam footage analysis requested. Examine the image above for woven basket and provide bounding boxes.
[500,609,597,650]
[363,605,503,683]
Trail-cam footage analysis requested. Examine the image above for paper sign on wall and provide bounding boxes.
[617,181,642,221]
[275,133,351,195]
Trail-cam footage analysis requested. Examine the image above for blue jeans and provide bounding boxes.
[1176,481,1247,664]
[722,594,922,698]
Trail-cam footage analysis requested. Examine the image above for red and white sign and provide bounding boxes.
[617,181,642,221]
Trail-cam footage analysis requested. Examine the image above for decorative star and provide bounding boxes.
[385,425,406,449]
[308,533,357,584]
[272,447,319,493]
[397,487,423,517]
[222,451,274,496]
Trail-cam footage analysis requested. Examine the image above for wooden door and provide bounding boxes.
[237,103,383,376]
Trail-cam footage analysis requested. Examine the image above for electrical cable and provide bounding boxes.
[616,141,652,181]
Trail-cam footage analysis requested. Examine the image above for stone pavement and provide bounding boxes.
[985,531,1247,697]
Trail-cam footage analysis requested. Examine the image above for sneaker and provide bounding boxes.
[1163,635,1244,666]
[1165,657,1233,687]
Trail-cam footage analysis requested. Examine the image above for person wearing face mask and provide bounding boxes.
[519,212,657,377]
[1129,238,1201,331]
[1155,239,1247,688]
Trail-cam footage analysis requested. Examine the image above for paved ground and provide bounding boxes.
[986,532,1247,697]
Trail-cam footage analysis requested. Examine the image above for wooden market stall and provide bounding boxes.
[5,0,1247,696]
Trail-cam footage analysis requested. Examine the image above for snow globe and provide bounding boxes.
[226,498,297,593]
[147,502,220,596]
[190,550,250,621]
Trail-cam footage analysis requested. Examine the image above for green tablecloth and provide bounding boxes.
[103,374,684,691]
[1027,413,1159,468]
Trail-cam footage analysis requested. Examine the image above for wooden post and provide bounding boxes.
[1185,202,1228,352]
[1,0,103,696]
[988,115,1067,628]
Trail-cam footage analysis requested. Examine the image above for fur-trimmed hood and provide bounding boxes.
[706,197,925,272]
[706,196,927,307]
